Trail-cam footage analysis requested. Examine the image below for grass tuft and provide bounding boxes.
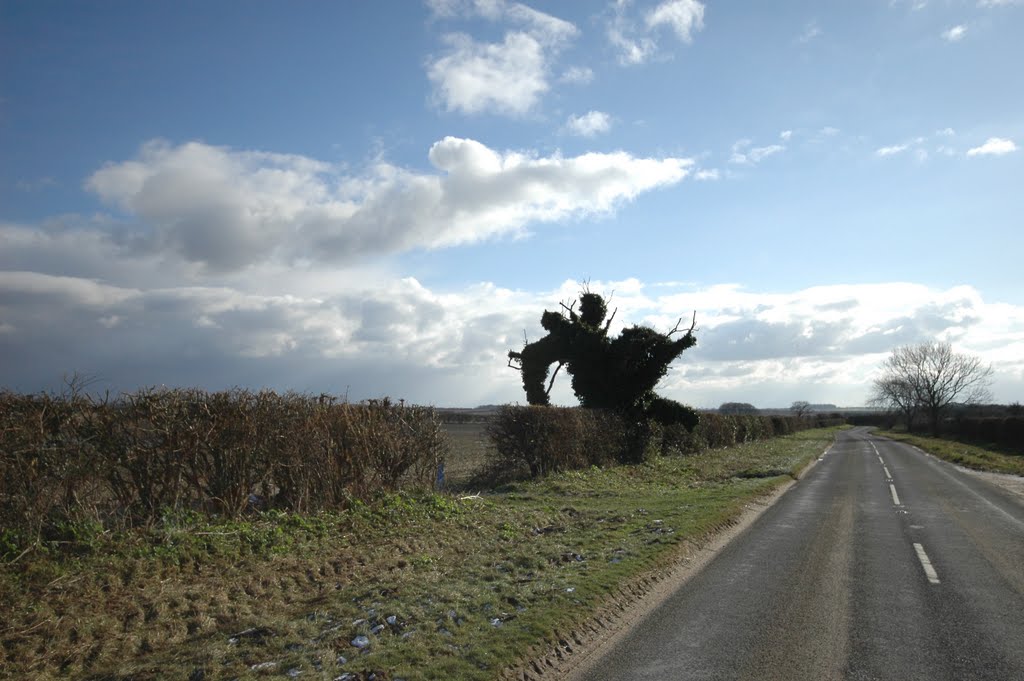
[876,429,1024,477]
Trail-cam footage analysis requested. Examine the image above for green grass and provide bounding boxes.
[1,428,839,680]
[876,430,1024,476]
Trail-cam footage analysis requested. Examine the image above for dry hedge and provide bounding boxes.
[489,407,826,478]
[0,388,446,538]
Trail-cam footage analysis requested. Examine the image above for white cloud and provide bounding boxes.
[942,25,967,41]
[427,0,576,42]
[966,137,1018,156]
[876,144,909,157]
[936,127,956,137]
[780,130,793,141]
[565,110,612,137]
[645,0,706,43]
[797,20,821,44]
[427,32,549,115]
[560,65,594,83]
[694,168,720,180]
[83,138,693,271]
[606,0,704,65]
[729,139,785,165]
[607,7,658,66]
[425,1,577,116]
[979,0,1023,7]
[2,272,1022,407]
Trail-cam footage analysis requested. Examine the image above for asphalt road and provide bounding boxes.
[572,427,1024,680]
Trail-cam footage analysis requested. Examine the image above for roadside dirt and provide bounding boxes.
[960,467,1024,502]
[499,447,833,681]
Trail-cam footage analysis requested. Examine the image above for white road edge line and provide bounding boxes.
[889,484,901,506]
[913,543,941,584]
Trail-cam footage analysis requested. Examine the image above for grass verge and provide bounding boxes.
[875,430,1024,477]
[1,428,838,680]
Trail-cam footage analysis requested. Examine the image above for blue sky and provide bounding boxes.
[1,0,1022,408]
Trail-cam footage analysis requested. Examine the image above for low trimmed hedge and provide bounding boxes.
[489,407,821,478]
[0,388,446,538]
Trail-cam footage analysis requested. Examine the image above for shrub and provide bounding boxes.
[0,388,446,539]
[487,405,624,478]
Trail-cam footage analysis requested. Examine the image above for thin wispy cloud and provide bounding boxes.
[565,110,612,137]
[876,144,909,157]
[606,0,706,65]
[730,139,786,165]
[942,25,968,41]
[560,65,594,84]
[966,137,1018,156]
[797,20,821,44]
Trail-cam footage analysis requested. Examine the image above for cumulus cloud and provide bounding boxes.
[942,24,967,41]
[83,138,693,271]
[426,0,576,115]
[565,110,612,137]
[876,144,909,157]
[966,137,1018,156]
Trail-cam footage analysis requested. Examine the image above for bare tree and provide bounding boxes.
[868,376,918,431]
[873,342,993,435]
[790,401,812,418]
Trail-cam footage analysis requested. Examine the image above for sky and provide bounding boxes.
[1,0,1022,409]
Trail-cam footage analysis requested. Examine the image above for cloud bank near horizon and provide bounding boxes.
[2,265,1021,407]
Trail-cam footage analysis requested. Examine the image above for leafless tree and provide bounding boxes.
[868,376,918,431]
[790,401,812,418]
[871,341,993,435]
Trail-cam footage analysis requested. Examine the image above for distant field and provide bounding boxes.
[441,421,495,486]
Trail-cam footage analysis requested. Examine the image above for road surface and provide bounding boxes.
[571,427,1024,680]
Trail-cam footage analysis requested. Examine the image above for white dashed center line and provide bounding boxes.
[883,466,892,479]
[889,484,902,506]
[913,543,941,584]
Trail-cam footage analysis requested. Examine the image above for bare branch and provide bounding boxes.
[602,307,618,333]
[666,311,697,337]
[545,361,565,397]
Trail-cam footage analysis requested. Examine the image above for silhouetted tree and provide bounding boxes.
[719,402,758,415]
[508,290,698,460]
[871,341,993,435]
[790,401,812,418]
